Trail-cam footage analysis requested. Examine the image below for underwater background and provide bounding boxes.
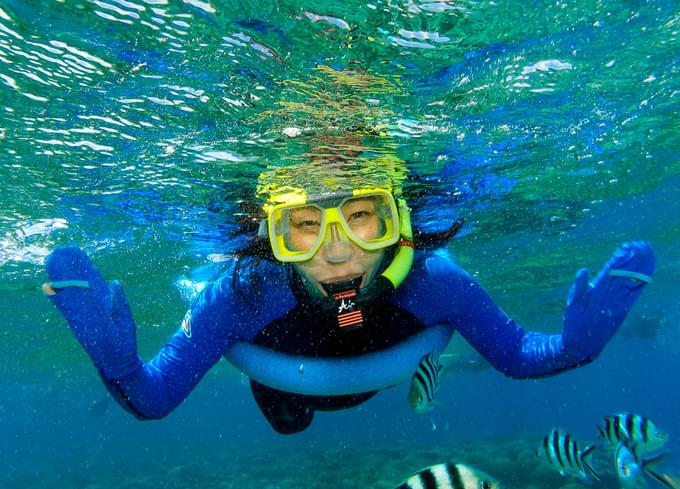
[1,0,679,487]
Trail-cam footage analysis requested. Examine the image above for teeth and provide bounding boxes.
[324,275,360,284]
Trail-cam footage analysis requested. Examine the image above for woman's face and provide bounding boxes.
[293,244,385,298]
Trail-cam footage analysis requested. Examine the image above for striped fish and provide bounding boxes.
[597,413,669,453]
[407,352,444,414]
[536,428,600,481]
[393,462,501,489]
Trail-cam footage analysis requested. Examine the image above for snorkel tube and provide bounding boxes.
[224,198,455,396]
[358,198,414,304]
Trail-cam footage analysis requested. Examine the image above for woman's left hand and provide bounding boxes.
[561,241,655,361]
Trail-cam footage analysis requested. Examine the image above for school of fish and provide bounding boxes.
[399,354,677,489]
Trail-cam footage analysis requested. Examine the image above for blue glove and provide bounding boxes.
[562,241,655,361]
[44,247,141,379]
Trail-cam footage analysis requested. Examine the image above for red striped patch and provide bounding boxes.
[338,310,363,328]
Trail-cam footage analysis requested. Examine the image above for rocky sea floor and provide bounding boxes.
[6,433,649,489]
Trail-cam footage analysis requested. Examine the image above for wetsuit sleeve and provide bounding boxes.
[398,252,588,379]
[102,262,296,419]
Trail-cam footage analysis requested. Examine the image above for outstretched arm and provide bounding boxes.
[44,247,293,419]
[98,324,229,420]
[44,247,232,418]
[404,242,654,378]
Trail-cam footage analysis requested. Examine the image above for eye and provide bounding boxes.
[345,210,375,226]
[348,210,370,219]
[288,207,322,232]
[297,219,320,227]
[290,218,321,232]
[342,198,377,224]
[480,481,493,489]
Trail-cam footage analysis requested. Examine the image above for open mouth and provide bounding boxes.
[321,274,363,285]
[320,275,363,296]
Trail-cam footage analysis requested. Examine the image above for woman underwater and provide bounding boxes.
[43,154,655,435]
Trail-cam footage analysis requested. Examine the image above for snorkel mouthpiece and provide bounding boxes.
[321,277,363,297]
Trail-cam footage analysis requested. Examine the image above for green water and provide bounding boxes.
[1,0,679,386]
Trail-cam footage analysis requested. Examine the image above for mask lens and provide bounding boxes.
[339,193,398,249]
[268,191,400,262]
[285,205,323,252]
[269,204,325,261]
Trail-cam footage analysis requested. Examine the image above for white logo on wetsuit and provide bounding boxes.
[338,299,355,313]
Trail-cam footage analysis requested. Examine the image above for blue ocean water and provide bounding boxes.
[1,0,679,487]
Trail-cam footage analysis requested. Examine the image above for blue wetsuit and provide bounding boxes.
[45,242,653,434]
[100,251,587,431]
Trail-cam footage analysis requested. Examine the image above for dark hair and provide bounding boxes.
[413,218,464,249]
[230,236,281,303]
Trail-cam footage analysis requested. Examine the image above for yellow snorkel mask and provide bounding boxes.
[257,156,415,307]
[266,188,400,262]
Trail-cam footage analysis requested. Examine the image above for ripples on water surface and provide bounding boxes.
[0,0,679,485]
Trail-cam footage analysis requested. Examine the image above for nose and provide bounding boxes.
[322,223,353,263]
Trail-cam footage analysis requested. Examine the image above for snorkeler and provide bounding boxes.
[42,156,655,435]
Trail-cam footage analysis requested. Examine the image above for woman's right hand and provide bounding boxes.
[44,247,141,379]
